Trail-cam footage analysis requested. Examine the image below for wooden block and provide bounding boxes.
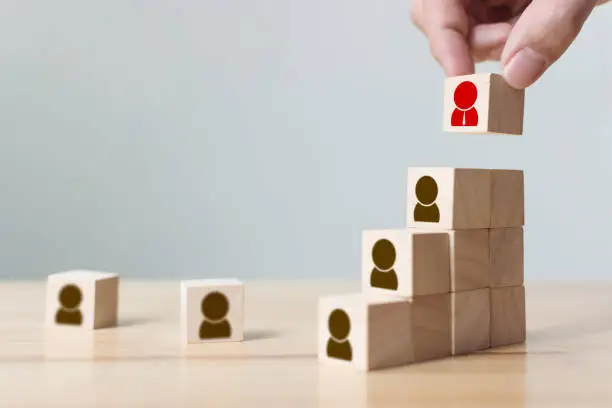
[409,293,452,363]
[181,279,244,344]
[318,293,411,371]
[407,167,491,230]
[452,288,490,355]
[362,229,450,297]
[443,73,524,135]
[412,228,489,292]
[45,270,119,330]
[490,228,524,287]
[318,292,451,371]
[491,169,524,228]
[490,286,526,347]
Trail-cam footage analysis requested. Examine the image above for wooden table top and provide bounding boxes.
[0,280,610,407]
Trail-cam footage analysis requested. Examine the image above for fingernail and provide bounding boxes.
[503,47,546,89]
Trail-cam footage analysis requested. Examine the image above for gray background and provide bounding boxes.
[1,1,611,280]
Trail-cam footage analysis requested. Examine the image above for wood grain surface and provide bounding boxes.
[1,280,611,407]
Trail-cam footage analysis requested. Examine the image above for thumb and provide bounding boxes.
[501,0,598,89]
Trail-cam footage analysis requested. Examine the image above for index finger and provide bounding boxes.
[422,0,474,76]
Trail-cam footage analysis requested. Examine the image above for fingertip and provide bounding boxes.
[429,28,475,77]
[502,47,547,89]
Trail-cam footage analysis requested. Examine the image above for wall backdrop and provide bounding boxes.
[1,1,611,280]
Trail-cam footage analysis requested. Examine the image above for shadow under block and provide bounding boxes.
[443,73,525,135]
[362,229,450,297]
[451,288,490,355]
[180,279,244,344]
[490,286,526,347]
[45,270,119,330]
[318,293,451,371]
[490,228,524,288]
[491,169,524,228]
[407,167,491,230]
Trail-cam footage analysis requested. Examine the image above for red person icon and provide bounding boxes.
[451,81,478,126]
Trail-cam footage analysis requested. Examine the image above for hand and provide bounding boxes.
[411,0,605,89]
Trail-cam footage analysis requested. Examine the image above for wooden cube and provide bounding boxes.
[181,279,244,344]
[407,167,491,230]
[491,169,524,228]
[490,228,524,287]
[411,228,489,292]
[362,229,450,297]
[452,288,490,355]
[318,293,451,371]
[409,293,452,363]
[443,73,524,135]
[45,270,119,330]
[490,286,526,347]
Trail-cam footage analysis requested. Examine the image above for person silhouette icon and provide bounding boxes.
[414,175,440,222]
[326,309,352,361]
[55,284,83,325]
[199,291,232,339]
[451,81,479,127]
[370,239,399,291]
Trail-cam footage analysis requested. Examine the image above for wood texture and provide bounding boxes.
[318,292,413,371]
[490,169,525,228]
[409,293,452,363]
[361,229,450,297]
[490,228,524,287]
[406,167,491,230]
[181,279,244,344]
[452,288,490,355]
[409,229,489,292]
[443,73,524,135]
[4,280,612,407]
[490,286,526,348]
[45,270,119,330]
[450,229,489,292]
[412,233,451,295]
[318,292,451,371]
[488,74,525,135]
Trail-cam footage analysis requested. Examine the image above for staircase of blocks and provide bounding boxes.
[317,74,526,371]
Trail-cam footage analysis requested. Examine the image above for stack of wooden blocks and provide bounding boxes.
[41,72,526,371]
[318,73,526,371]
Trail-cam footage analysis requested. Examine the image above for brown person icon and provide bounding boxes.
[370,239,399,291]
[326,309,352,361]
[55,284,83,326]
[413,175,440,222]
[199,291,232,339]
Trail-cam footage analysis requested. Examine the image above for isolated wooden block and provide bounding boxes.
[406,167,491,230]
[181,279,244,344]
[452,288,490,355]
[362,229,450,297]
[318,292,451,371]
[443,73,524,135]
[490,228,524,287]
[491,169,524,228]
[45,270,119,330]
[490,286,526,347]
[412,228,489,292]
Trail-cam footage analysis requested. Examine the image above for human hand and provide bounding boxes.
[411,0,607,89]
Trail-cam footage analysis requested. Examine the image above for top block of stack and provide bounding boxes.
[407,167,524,230]
[443,73,525,135]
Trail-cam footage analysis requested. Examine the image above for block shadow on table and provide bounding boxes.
[244,328,282,341]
